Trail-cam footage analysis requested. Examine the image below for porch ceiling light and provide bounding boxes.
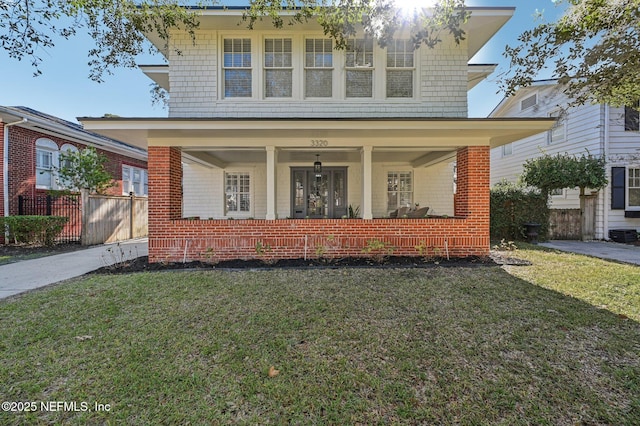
[314,154,322,177]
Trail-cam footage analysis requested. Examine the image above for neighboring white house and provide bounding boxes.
[490,79,640,240]
[80,6,553,263]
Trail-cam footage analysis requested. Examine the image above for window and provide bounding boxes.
[305,38,333,98]
[520,93,537,111]
[264,38,292,98]
[548,109,565,144]
[629,167,640,208]
[122,165,148,196]
[501,143,512,157]
[386,39,414,98]
[387,171,413,211]
[223,38,252,98]
[225,172,251,215]
[58,144,79,189]
[35,138,58,189]
[550,188,565,197]
[625,103,639,131]
[345,38,373,98]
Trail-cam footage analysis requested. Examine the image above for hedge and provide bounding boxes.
[0,216,69,246]
[490,181,549,241]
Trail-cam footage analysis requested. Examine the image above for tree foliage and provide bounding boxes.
[490,180,549,241]
[521,152,608,196]
[57,147,114,194]
[502,0,640,107]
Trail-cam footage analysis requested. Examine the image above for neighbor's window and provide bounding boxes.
[386,39,414,98]
[223,38,252,98]
[58,144,79,190]
[264,38,292,98]
[122,165,148,196]
[502,143,513,157]
[35,138,58,189]
[345,38,373,98]
[629,167,640,208]
[520,93,537,111]
[387,171,413,211]
[548,109,565,144]
[305,38,333,98]
[625,102,639,131]
[225,172,251,214]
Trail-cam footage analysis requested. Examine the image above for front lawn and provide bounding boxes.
[0,250,638,424]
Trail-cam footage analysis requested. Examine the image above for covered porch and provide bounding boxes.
[80,117,554,262]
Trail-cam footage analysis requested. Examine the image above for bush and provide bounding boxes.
[490,181,549,241]
[0,216,68,246]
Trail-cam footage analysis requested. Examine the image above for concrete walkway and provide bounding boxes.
[539,240,640,266]
[0,238,148,299]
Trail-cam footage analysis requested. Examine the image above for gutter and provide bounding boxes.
[3,117,27,221]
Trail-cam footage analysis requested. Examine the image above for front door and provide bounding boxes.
[291,167,347,218]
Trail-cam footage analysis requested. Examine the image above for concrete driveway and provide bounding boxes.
[539,240,640,266]
[0,238,148,299]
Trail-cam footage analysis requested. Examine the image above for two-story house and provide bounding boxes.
[81,6,553,263]
[490,80,640,241]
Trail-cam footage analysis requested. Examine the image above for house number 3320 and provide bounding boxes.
[311,139,328,147]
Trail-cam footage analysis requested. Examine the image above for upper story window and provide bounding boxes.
[223,38,252,98]
[35,138,58,189]
[345,38,374,98]
[122,165,148,196]
[386,39,414,98]
[520,93,537,111]
[264,38,292,98]
[548,109,565,144]
[305,38,333,98]
[625,102,639,131]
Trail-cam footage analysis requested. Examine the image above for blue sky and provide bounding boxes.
[0,1,565,123]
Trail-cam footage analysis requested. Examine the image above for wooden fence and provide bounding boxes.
[81,191,148,245]
[548,209,581,240]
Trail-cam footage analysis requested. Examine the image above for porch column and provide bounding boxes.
[361,146,373,220]
[265,146,277,220]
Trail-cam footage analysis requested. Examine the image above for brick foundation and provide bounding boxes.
[148,145,491,263]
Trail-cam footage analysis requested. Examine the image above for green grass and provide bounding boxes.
[0,250,639,424]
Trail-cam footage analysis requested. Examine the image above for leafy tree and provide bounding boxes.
[1,1,468,83]
[57,147,114,194]
[521,152,608,197]
[502,0,640,108]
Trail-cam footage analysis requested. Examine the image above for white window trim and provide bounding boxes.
[501,143,512,157]
[387,170,414,212]
[122,165,148,197]
[547,109,566,145]
[627,165,640,210]
[35,138,59,190]
[303,37,335,99]
[384,39,416,99]
[224,170,254,218]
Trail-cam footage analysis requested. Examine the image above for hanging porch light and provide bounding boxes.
[314,154,322,177]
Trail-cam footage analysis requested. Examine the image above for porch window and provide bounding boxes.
[123,165,148,196]
[387,171,413,212]
[223,38,252,98]
[264,38,292,98]
[629,167,640,208]
[35,138,58,189]
[345,38,373,98]
[225,172,251,214]
[305,38,333,98]
[386,39,414,98]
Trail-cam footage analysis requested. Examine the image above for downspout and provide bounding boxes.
[3,118,28,221]
[603,104,610,240]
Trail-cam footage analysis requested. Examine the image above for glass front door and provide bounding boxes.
[291,167,347,218]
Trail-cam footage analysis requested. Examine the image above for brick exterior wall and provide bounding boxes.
[147,146,491,263]
[2,126,147,216]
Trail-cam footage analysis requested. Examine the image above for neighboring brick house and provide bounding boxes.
[1,106,148,222]
[81,5,553,263]
[490,80,640,240]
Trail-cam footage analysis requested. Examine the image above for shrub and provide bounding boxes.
[0,216,68,246]
[490,181,549,241]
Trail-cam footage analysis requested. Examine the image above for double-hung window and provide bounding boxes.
[122,165,148,196]
[386,39,414,98]
[305,39,333,98]
[629,167,640,208]
[223,38,252,98]
[264,38,292,98]
[345,38,373,98]
[387,171,413,211]
[548,109,565,144]
[225,172,251,215]
[35,138,58,189]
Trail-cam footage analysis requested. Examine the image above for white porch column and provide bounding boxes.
[361,146,373,220]
[266,146,277,220]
